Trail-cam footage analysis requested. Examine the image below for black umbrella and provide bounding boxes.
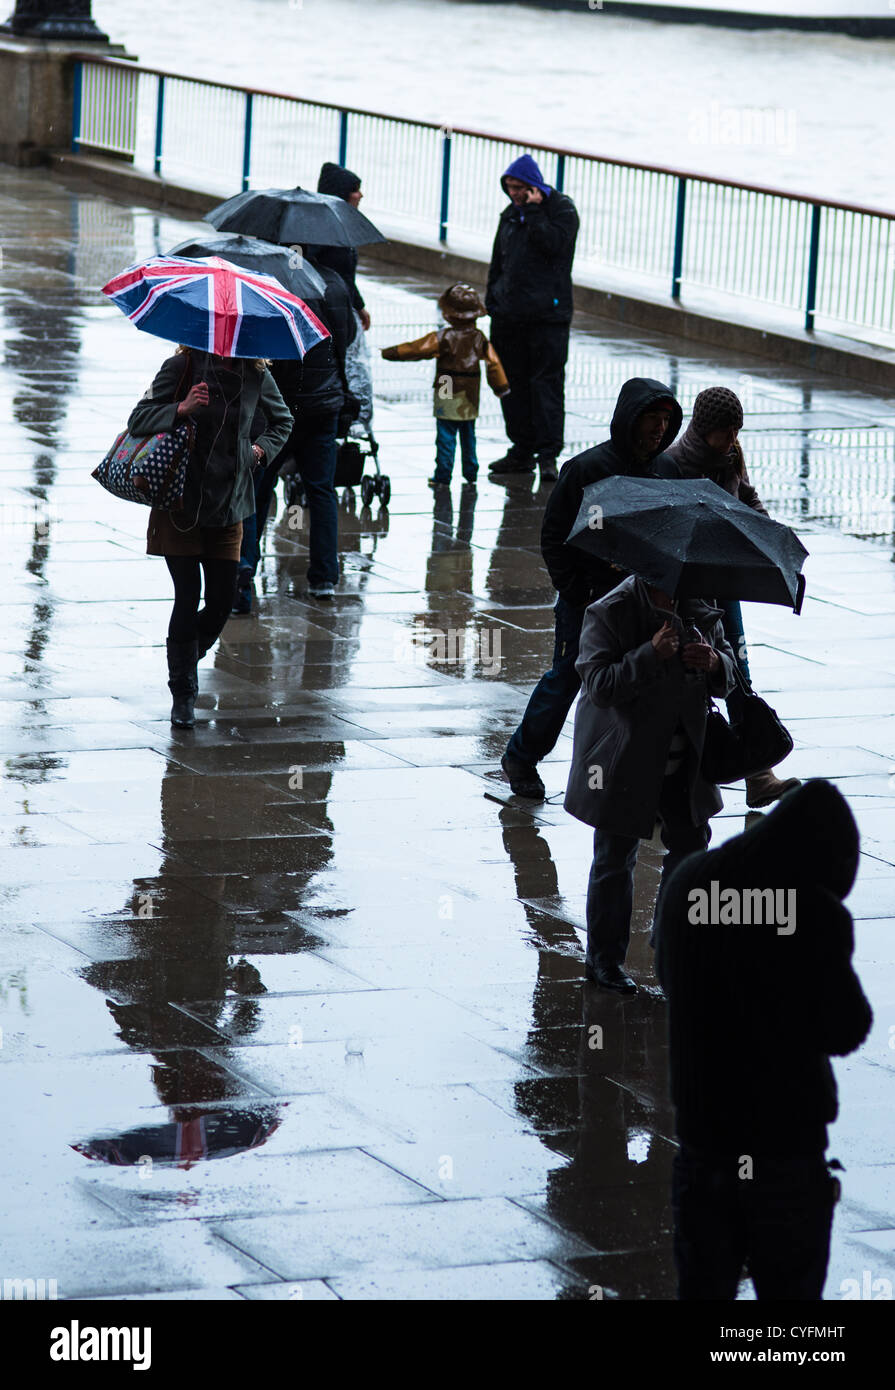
[567,476,808,610]
[168,232,326,303]
[206,187,386,248]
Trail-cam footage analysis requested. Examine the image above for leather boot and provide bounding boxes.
[166,638,199,728]
[745,769,801,808]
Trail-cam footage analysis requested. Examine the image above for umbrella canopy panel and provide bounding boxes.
[102,255,330,360]
[168,232,327,304]
[206,186,386,248]
[567,476,808,609]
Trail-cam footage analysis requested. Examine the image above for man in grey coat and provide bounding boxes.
[565,574,737,994]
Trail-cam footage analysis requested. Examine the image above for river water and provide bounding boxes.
[92,0,894,209]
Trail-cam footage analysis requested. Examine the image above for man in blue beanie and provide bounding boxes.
[485,154,579,485]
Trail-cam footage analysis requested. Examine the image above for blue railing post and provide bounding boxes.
[153,75,165,176]
[338,110,348,166]
[71,60,83,152]
[804,203,822,332]
[241,91,254,192]
[439,128,452,244]
[671,176,687,300]
[555,152,565,193]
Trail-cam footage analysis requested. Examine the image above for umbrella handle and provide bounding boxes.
[793,572,806,615]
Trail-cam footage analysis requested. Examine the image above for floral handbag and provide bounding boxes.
[92,421,196,507]
[93,356,195,508]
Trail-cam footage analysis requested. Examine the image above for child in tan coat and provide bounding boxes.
[381,284,509,488]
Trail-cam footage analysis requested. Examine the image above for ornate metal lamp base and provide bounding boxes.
[0,2,110,40]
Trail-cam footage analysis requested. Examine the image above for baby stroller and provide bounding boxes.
[334,429,390,508]
[282,430,390,510]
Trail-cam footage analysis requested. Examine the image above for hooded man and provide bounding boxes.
[655,780,872,1300]
[485,154,579,484]
[501,377,683,801]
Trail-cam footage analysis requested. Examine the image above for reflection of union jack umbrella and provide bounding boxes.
[72,1106,282,1170]
[102,254,329,360]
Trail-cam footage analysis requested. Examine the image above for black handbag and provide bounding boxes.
[701,664,794,785]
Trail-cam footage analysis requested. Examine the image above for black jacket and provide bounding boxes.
[540,377,683,608]
[485,190,579,324]
[655,779,873,1158]
[270,262,356,420]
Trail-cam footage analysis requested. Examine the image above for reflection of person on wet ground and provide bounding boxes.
[664,385,801,810]
[497,807,675,1294]
[127,347,291,728]
[500,379,683,802]
[565,575,736,995]
[655,780,872,1300]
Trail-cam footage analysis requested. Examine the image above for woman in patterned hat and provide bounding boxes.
[664,386,801,809]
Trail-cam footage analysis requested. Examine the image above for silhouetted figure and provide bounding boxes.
[655,779,872,1300]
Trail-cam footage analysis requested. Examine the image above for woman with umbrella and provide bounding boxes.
[664,386,801,808]
[127,347,292,728]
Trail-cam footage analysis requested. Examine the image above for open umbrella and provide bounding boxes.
[567,475,808,611]
[206,186,386,248]
[102,254,329,360]
[167,232,327,304]
[73,1106,282,1169]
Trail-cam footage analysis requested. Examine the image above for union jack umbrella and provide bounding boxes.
[102,254,330,360]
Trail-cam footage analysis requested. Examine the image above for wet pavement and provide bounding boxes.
[1,166,894,1302]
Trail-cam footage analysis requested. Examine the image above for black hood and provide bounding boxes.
[609,377,682,463]
[695,778,860,902]
[317,162,361,201]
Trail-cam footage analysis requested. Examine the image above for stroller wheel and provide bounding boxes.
[360,475,375,508]
[377,475,391,506]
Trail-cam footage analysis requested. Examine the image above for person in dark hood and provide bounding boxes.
[501,378,683,800]
[655,779,872,1300]
[665,385,801,810]
[485,154,579,484]
[307,162,370,329]
[565,572,737,994]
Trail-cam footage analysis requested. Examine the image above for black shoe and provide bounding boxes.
[166,638,199,729]
[489,450,536,475]
[500,752,546,800]
[462,468,479,484]
[585,961,638,995]
[537,455,559,483]
[428,475,451,489]
[232,577,253,614]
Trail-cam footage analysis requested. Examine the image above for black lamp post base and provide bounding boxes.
[1,3,110,41]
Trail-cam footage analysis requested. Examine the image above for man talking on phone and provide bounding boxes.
[485,155,579,485]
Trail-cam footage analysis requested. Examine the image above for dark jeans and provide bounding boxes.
[165,556,239,647]
[585,763,710,970]
[434,419,478,482]
[489,319,570,457]
[240,459,280,579]
[672,1148,839,1300]
[506,595,583,767]
[243,413,340,588]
